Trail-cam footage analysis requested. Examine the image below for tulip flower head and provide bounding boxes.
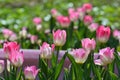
[70,48,88,64]
[53,29,66,46]
[84,15,93,25]
[51,9,60,18]
[77,7,85,20]
[81,38,96,53]
[96,26,111,43]
[24,66,39,80]
[0,60,4,73]
[30,35,38,44]
[94,47,114,66]
[40,42,55,59]
[83,3,92,13]
[9,51,24,67]
[2,28,14,39]
[33,17,42,25]
[113,29,120,42]
[3,42,20,58]
[88,23,98,32]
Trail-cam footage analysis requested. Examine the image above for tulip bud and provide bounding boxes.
[19,27,27,38]
[69,12,79,22]
[77,7,85,20]
[40,42,55,59]
[0,60,4,73]
[9,34,17,41]
[96,25,111,43]
[113,29,120,41]
[3,42,20,58]
[83,3,92,13]
[51,9,60,18]
[69,48,89,64]
[24,66,39,80]
[53,29,66,46]
[9,51,24,67]
[94,47,114,66]
[81,38,96,53]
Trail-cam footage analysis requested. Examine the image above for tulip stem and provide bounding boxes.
[56,46,61,64]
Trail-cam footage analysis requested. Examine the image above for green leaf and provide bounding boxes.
[53,52,67,80]
[109,71,118,80]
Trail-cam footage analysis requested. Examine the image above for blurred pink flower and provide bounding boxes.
[69,11,79,22]
[51,9,60,18]
[0,60,4,73]
[2,28,14,39]
[33,17,42,25]
[77,7,85,20]
[9,51,24,67]
[68,8,75,15]
[84,15,93,25]
[57,16,70,28]
[69,48,88,64]
[30,35,38,44]
[88,23,99,32]
[94,47,114,66]
[3,42,20,58]
[53,29,66,46]
[113,29,120,40]
[24,66,39,80]
[96,25,111,43]
[81,38,96,53]
[83,3,92,13]
[40,42,55,59]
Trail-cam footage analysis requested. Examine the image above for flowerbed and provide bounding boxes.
[0,3,120,80]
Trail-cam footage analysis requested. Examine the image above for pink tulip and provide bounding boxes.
[19,27,27,38]
[83,3,92,13]
[33,17,42,25]
[88,23,98,32]
[96,25,111,43]
[83,15,93,25]
[69,11,79,22]
[51,9,59,18]
[24,66,39,80]
[53,29,66,46]
[30,35,38,44]
[9,33,17,41]
[2,28,14,39]
[9,51,24,67]
[77,7,85,20]
[113,29,120,40]
[0,60,4,73]
[57,16,70,28]
[40,42,55,59]
[81,38,96,52]
[94,47,114,66]
[68,8,75,15]
[69,48,88,64]
[3,42,20,58]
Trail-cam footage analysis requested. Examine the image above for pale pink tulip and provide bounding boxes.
[51,9,59,18]
[9,51,24,67]
[81,38,96,52]
[33,17,42,25]
[2,28,14,39]
[0,60,4,73]
[68,8,75,15]
[83,3,92,13]
[53,29,66,46]
[70,48,88,64]
[94,47,114,66]
[40,42,55,59]
[3,42,20,58]
[77,7,85,20]
[113,29,120,40]
[69,11,79,22]
[30,35,38,44]
[19,27,27,38]
[84,15,93,25]
[24,66,39,80]
[96,25,111,43]
[88,23,98,32]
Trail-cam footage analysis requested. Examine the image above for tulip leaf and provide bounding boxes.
[53,52,67,80]
[38,57,48,79]
[63,68,69,80]
[109,71,118,80]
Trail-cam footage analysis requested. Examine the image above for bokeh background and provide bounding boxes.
[0,0,120,48]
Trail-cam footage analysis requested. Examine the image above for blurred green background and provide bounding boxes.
[0,0,120,37]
